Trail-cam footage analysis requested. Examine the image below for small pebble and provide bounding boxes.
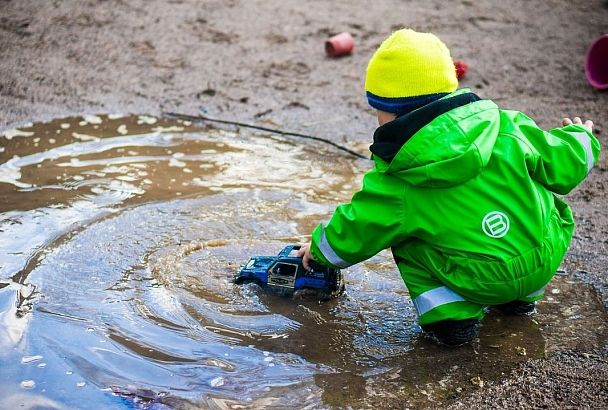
[470,376,484,388]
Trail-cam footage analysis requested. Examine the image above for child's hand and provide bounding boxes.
[562,117,594,133]
[296,243,314,271]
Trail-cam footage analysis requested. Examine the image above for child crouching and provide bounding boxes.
[298,29,600,346]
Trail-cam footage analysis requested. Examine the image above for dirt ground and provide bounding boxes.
[1,0,608,408]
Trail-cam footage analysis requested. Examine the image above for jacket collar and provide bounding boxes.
[370,91,481,163]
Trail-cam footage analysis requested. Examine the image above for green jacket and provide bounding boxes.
[310,89,600,303]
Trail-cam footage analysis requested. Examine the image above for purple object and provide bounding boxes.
[585,34,608,90]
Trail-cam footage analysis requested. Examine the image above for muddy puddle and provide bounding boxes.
[0,115,606,409]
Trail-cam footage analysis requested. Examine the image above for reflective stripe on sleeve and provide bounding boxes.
[318,225,352,269]
[526,285,547,299]
[572,131,594,173]
[412,286,466,316]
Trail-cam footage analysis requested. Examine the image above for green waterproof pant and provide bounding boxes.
[397,210,573,326]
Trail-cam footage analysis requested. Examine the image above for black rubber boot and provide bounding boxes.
[495,300,536,316]
[421,319,480,346]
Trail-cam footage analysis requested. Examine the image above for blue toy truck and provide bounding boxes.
[235,245,344,296]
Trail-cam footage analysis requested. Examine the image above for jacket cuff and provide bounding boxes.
[562,124,599,173]
[310,224,353,269]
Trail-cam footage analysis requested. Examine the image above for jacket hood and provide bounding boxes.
[371,89,500,187]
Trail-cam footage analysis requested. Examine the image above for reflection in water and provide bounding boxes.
[0,283,34,350]
[0,115,606,409]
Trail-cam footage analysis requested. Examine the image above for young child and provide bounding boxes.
[297,29,600,346]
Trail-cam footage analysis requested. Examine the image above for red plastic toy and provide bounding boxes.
[325,32,354,58]
[454,59,468,79]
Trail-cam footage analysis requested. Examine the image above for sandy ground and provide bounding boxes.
[1,0,608,408]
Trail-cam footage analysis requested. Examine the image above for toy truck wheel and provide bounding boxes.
[234,276,263,287]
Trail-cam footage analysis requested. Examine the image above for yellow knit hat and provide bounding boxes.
[365,29,458,108]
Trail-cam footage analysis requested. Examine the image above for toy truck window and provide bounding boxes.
[272,262,298,277]
[246,257,273,269]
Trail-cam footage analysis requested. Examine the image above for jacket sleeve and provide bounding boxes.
[515,113,601,195]
[309,169,407,269]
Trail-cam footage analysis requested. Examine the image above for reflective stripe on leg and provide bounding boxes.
[412,286,466,316]
[418,298,486,326]
[522,284,549,303]
[526,285,547,299]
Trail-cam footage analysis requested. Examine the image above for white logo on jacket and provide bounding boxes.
[482,211,509,238]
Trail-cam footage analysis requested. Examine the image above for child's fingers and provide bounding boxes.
[302,253,312,271]
[562,117,593,132]
[296,244,313,270]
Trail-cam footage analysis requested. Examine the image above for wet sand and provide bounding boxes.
[1,0,608,408]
